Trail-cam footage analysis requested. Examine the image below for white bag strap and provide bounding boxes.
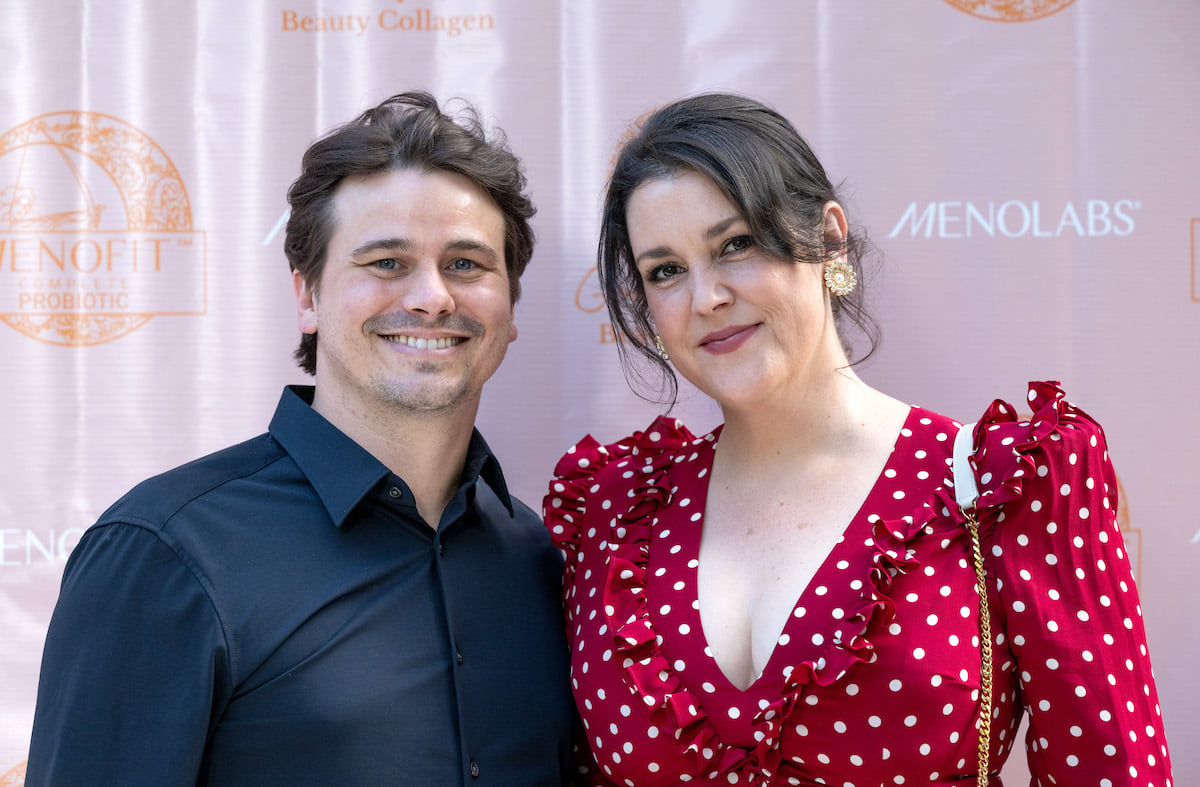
[953,422,979,510]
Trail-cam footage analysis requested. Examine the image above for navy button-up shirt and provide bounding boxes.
[28,386,579,785]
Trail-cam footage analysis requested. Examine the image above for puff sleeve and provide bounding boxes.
[969,382,1172,783]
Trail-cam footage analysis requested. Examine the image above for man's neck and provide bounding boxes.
[311,389,479,528]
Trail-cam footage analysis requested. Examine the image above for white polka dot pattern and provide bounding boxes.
[544,382,1172,786]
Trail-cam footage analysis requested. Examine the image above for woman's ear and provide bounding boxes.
[822,201,848,252]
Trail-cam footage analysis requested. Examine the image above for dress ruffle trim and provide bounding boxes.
[870,380,1082,571]
[542,381,1078,785]
[866,381,1089,658]
[963,380,1092,518]
[547,418,790,781]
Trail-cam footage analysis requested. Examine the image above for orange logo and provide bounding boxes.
[0,761,24,787]
[571,110,658,345]
[574,267,616,345]
[0,111,206,346]
[574,268,604,316]
[943,0,1076,22]
[280,0,497,36]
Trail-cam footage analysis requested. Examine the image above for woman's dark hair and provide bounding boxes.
[598,92,879,403]
[284,90,535,375]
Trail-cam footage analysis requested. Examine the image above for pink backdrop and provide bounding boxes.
[2,1,1196,782]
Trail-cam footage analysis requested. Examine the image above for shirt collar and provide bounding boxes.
[460,427,515,517]
[268,386,514,527]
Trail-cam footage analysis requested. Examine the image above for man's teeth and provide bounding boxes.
[387,335,463,349]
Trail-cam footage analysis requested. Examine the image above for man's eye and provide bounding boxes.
[449,258,476,271]
[376,258,398,270]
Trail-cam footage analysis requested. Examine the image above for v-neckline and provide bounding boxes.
[665,406,918,694]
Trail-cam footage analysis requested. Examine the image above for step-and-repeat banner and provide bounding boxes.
[2,1,1196,782]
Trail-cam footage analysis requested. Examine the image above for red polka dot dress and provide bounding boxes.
[545,382,1172,786]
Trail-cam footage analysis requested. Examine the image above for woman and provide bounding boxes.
[545,94,1172,785]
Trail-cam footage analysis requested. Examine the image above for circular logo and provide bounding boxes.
[0,111,199,345]
[943,0,1076,22]
[0,761,24,787]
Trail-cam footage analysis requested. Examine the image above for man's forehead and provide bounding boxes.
[328,170,505,245]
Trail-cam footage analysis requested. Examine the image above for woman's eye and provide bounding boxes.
[647,263,683,282]
[722,235,753,255]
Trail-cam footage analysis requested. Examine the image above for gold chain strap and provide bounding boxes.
[962,506,993,786]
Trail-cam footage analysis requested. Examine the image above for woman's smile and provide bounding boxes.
[698,323,759,354]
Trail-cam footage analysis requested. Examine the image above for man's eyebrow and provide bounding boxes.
[348,237,501,262]
[349,237,411,259]
[445,239,501,263]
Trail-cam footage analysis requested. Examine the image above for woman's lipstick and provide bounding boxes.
[698,324,758,354]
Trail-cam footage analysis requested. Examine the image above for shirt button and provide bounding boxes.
[388,486,402,499]
[469,760,480,778]
[456,649,464,665]
[438,542,445,556]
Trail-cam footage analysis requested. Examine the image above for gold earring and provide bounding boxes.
[654,335,669,361]
[823,260,857,297]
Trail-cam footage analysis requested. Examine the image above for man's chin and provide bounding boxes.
[374,380,474,414]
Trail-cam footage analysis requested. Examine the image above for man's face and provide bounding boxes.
[295,168,516,419]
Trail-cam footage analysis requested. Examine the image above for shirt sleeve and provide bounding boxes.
[25,522,231,787]
[984,413,1172,783]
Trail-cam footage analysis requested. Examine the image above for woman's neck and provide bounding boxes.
[716,370,901,472]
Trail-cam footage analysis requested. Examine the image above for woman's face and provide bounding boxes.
[625,169,847,412]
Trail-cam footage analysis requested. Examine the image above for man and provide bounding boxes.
[27,92,579,785]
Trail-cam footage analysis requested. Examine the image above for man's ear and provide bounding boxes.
[294,271,318,335]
